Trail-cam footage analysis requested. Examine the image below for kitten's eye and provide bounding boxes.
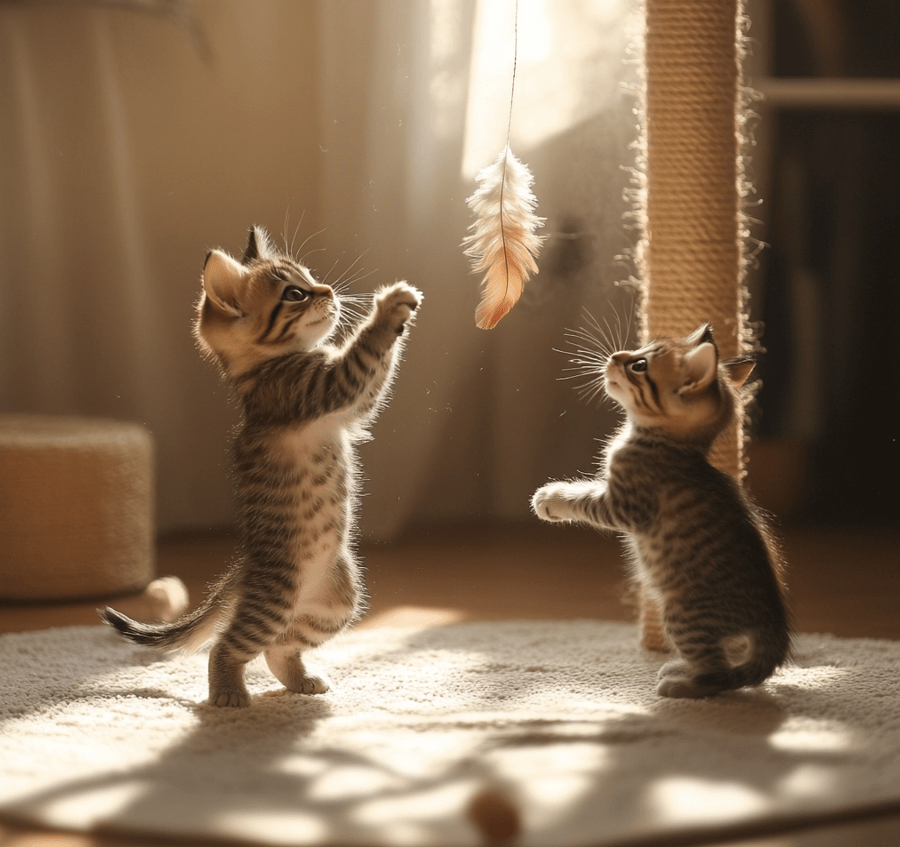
[629,358,648,373]
[282,286,309,302]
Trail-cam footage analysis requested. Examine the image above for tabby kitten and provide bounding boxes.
[532,325,790,699]
[101,226,422,707]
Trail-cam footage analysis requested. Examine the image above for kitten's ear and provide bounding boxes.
[723,356,756,387]
[681,342,718,393]
[687,323,716,349]
[202,250,248,318]
[242,226,274,265]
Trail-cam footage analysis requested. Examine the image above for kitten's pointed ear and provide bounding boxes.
[687,323,716,348]
[202,250,247,318]
[681,342,718,393]
[242,226,274,265]
[724,356,756,387]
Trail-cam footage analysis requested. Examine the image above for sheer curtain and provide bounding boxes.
[0,0,637,539]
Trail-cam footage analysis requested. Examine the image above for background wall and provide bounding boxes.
[0,1,324,530]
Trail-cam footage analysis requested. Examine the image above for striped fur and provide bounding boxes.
[532,325,790,699]
[100,226,421,707]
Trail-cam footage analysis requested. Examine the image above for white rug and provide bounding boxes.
[1,620,900,846]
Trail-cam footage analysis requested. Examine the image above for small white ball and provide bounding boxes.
[143,576,190,622]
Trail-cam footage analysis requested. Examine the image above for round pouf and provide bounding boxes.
[0,415,155,601]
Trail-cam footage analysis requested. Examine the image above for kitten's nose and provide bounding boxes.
[611,352,629,366]
[312,284,333,299]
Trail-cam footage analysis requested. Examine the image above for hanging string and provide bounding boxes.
[498,0,520,294]
[506,0,519,147]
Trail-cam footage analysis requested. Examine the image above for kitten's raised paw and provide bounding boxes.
[375,281,422,332]
[531,483,571,523]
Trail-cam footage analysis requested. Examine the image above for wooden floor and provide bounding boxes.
[1,520,899,847]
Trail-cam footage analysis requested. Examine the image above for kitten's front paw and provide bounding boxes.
[531,483,573,523]
[209,683,251,708]
[375,281,422,334]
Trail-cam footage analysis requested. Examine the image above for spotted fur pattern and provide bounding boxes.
[532,325,790,699]
[101,227,421,706]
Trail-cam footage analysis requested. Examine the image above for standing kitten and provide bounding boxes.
[532,325,790,699]
[101,226,422,707]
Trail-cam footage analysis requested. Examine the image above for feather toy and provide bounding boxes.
[463,147,545,329]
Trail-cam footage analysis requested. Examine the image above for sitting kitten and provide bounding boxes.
[101,226,422,707]
[532,325,790,699]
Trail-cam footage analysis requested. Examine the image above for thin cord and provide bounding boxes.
[499,0,519,291]
[506,0,519,146]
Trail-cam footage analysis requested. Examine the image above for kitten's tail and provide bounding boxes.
[99,570,233,653]
[698,629,792,692]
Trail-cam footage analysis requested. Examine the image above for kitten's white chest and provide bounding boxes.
[277,417,342,460]
[276,422,351,600]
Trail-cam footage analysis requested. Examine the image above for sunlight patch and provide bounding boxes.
[490,741,609,830]
[647,776,768,823]
[778,764,840,800]
[37,779,151,829]
[310,764,404,801]
[769,720,855,754]
[461,0,635,176]
[352,780,476,845]
[215,808,328,845]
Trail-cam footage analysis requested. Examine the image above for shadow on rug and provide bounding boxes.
[1,620,899,846]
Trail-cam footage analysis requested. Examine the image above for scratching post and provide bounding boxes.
[640,0,748,481]
[637,0,749,650]
[0,415,155,601]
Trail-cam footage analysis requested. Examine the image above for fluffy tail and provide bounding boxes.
[697,630,791,693]
[99,571,232,652]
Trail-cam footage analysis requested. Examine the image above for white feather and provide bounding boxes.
[463,147,545,329]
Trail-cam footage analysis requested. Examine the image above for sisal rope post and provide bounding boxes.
[639,0,749,481]
[636,0,750,650]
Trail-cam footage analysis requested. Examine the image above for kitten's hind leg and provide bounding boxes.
[264,643,331,695]
[637,586,671,653]
[264,547,362,696]
[656,659,709,699]
[208,642,252,707]
[264,607,357,695]
[655,648,730,699]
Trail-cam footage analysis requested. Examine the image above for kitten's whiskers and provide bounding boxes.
[282,209,307,258]
[554,305,639,407]
[293,227,328,265]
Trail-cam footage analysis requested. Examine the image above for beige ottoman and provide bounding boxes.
[0,414,155,601]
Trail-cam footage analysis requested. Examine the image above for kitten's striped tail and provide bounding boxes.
[99,579,229,653]
[697,632,791,693]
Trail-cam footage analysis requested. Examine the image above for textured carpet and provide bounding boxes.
[1,620,900,846]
